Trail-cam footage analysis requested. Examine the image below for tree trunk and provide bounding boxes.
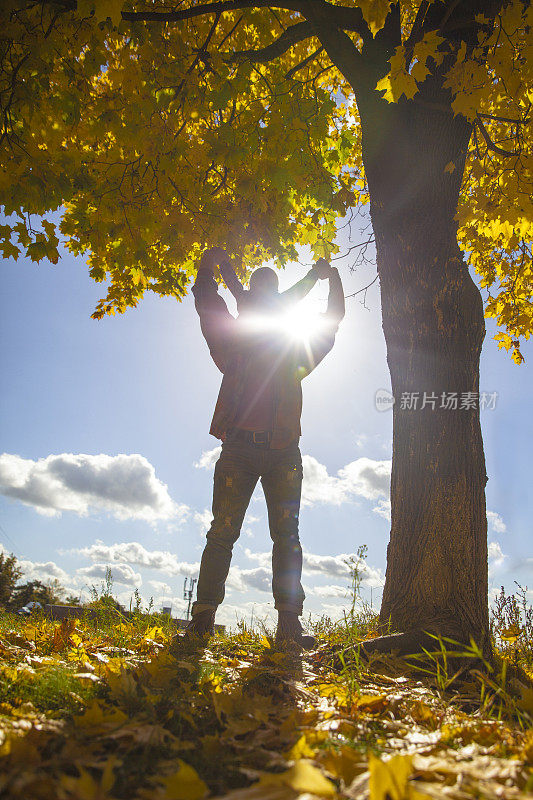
[309,7,492,652]
[358,91,490,652]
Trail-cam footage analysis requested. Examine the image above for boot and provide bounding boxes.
[275,611,316,650]
[184,608,216,638]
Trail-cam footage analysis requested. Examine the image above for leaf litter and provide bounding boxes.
[0,615,531,799]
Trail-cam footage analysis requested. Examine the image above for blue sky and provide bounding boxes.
[1,218,531,627]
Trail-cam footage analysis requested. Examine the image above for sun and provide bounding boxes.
[277,305,327,342]
[241,304,326,344]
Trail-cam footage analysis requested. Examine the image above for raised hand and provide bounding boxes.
[313,257,334,280]
[199,246,227,272]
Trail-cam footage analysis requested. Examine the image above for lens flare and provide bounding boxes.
[240,305,326,343]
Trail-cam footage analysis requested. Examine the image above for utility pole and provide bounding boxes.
[183,577,197,621]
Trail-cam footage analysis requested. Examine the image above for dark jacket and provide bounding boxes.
[192,268,344,449]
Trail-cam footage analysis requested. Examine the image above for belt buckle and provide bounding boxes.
[252,431,270,447]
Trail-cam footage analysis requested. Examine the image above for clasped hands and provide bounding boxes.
[312,256,335,280]
[200,246,230,272]
[201,247,334,280]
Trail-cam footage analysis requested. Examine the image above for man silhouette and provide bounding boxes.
[188,247,345,646]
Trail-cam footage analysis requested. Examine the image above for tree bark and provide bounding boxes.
[356,84,490,652]
[309,4,492,653]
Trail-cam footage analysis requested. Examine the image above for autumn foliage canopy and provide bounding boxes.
[0,1,532,360]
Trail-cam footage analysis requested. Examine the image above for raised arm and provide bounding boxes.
[218,254,246,304]
[294,262,345,376]
[323,265,345,329]
[191,248,237,373]
[280,257,341,307]
[279,265,319,306]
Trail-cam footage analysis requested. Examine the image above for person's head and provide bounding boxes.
[247,267,279,308]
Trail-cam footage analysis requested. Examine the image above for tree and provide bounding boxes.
[65,594,83,606]
[0,551,22,607]
[1,1,532,651]
[9,578,65,608]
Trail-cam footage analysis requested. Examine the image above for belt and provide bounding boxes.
[227,428,272,448]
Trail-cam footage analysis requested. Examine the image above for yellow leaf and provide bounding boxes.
[285,734,316,760]
[320,744,366,785]
[61,758,119,800]
[500,625,521,643]
[258,760,336,797]
[143,653,179,688]
[444,161,456,173]
[74,700,128,732]
[369,752,413,800]
[160,760,208,800]
[102,756,119,793]
[358,0,392,36]
[357,694,388,713]
[106,668,138,702]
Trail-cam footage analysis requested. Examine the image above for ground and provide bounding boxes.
[0,608,532,799]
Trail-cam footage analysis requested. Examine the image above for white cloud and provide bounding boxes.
[214,600,276,629]
[194,447,221,470]
[194,509,213,536]
[373,499,391,521]
[360,564,385,589]
[301,455,391,507]
[488,541,505,562]
[193,449,391,510]
[227,566,272,593]
[148,579,172,595]
[487,511,507,534]
[77,563,142,587]
[311,584,347,598]
[311,602,352,622]
[72,540,199,577]
[17,558,70,585]
[0,452,187,523]
[338,458,391,500]
[301,455,348,506]
[244,549,270,568]
[302,551,351,578]
[488,541,506,574]
[244,547,384,588]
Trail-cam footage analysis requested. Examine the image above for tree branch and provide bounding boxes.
[119,0,370,40]
[298,1,366,87]
[404,0,506,45]
[285,46,324,80]
[404,1,430,62]
[307,1,370,40]
[120,1,305,24]
[478,112,527,125]
[344,274,379,300]
[475,116,520,157]
[230,21,314,63]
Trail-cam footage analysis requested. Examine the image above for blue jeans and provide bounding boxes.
[192,433,305,616]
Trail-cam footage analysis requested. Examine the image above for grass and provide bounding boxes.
[0,590,531,799]
[0,662,98,715]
